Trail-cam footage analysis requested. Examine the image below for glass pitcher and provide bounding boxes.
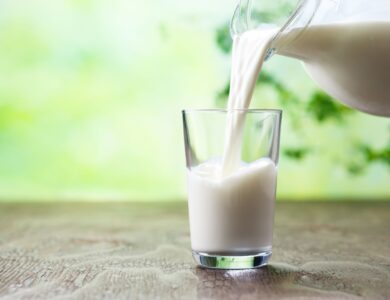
[231,0,390,117]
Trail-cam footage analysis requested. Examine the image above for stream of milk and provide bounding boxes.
[188,21,390,254]
[221,21,390,175]
[221,27,279,176]
[188,27,278,253]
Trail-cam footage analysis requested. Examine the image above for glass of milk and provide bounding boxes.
[182,109,282,269]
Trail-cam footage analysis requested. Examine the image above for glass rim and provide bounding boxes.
[182,108,282,114]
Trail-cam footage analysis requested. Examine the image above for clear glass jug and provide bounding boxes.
[231,0,390,117]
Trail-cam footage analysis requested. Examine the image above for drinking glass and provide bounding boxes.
[182,109,282,269]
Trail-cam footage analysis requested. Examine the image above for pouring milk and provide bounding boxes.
[221,20,390,172]
[188,20,390,253]
[187,28,278,254]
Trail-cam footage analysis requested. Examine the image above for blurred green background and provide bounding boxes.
[0,0,389,201]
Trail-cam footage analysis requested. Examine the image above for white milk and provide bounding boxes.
[188,21,390,254]
[278,22,390,116]
[222,27,279,176]
[188,28,278,254]
[187,158,277,253]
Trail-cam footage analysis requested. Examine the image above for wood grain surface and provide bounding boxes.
[0,202,389,299]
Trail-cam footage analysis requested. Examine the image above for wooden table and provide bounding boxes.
[0,202,389,299]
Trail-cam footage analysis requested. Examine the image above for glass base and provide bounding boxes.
[192,250,272,270]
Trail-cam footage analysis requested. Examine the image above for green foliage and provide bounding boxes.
[257,71,300,106]
[283,148,310,160]
[361,144,390,166]
[307,91,353,123]
[216,82,230,107]
[348,143,390,175]
[215,24,232,54]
